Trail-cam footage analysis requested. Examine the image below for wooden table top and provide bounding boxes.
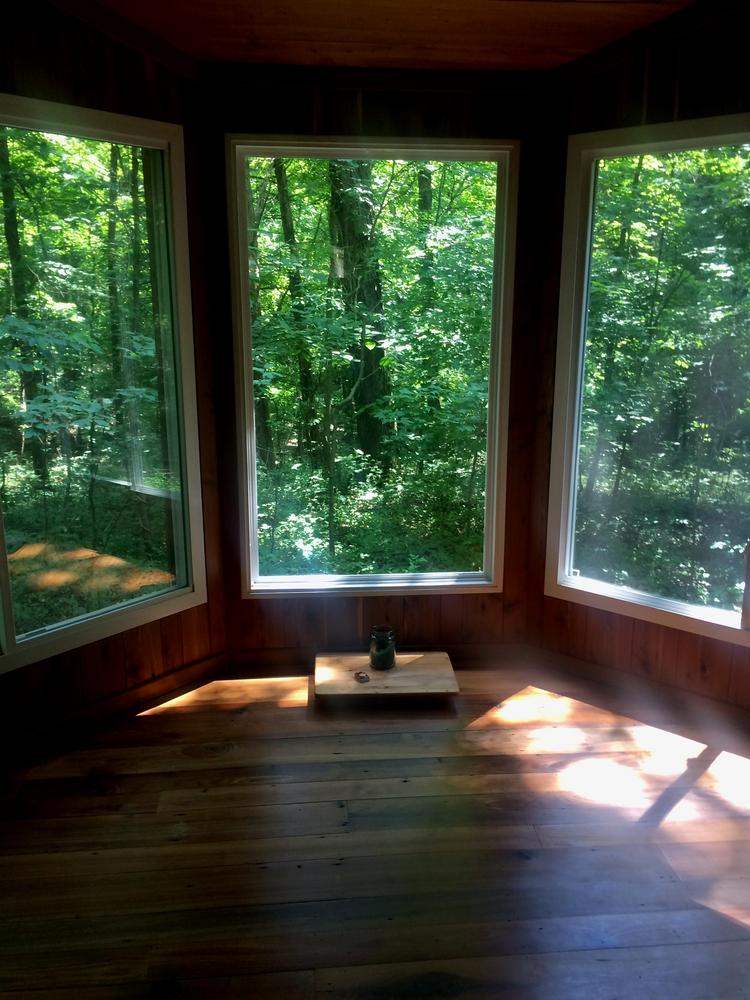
[314,651,459,696]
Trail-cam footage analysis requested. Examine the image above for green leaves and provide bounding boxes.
[576,143,750,612]
[247,155,498,575]
[0,127,183,635]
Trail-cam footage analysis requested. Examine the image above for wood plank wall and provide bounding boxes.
[197,64,545,671]
[0,4,226,752]
[526,0,750,709]
[203,0,750,707]
[2,0,750,750]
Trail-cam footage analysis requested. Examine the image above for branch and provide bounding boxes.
[334,323,367,410]
[367,161,398,241]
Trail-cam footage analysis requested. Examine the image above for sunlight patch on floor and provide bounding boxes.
[139,676,310,715]
[661,798,708,823]
[467,686,735,823]
[467,686,574,728]
[625,724,707,776]
[524,725,591,753]
[277,682,311,707]
[699,752,750,814]
[555,757,652,810]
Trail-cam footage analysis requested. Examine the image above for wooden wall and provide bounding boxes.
[2,0,750,751]
[526,0,750,708]
[193,6,750,703]
[0,3,226,753]
[196,64,546,670]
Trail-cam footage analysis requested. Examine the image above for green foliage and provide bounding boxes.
[0,127,183,636]
[248,156,497,575]
[575,145,750,612]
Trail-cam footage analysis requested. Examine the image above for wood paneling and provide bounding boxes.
[0,3,225,762]
[89,0,693,71]
[200,64,544,671]
[189,1,749,707]
[521,1,750,708]
[231,595,507,669]
[2,0,746,756]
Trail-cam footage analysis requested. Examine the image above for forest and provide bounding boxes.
[2,130,747,635]
[245,154,499,577]
[248,144,749,612]
[575,144,750,613]
[0,126,184,638]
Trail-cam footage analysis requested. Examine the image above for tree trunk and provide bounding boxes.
[273,158,316,455]
[584,154,645,502]
[607,222,669,505]
[246,163,276,469]
[610,426,632,500]
[107,145,143,486]
[125,146,144,486]
[106,144,127,475]
[142,148,175,487]
[417,164,434,307]
[328,158,390,460]
[321,362,337,559]
[141,148,176,571]
[582,433,607,507]
[106,145,121,386]
[0,126,47,483]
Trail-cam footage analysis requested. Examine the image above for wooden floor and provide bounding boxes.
[4,651,750,998]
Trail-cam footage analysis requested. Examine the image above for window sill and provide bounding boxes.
[546,573,750,648]
[245,571,501,598]
[0,584,207,676]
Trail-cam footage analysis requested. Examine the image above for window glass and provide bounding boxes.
[243,155,500,577]
[0,125,187,638]
[572,144,750,613]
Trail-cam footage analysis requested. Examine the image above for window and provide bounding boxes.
[230,139,516,594]
[547,115,750,644]
[0,96,205,672]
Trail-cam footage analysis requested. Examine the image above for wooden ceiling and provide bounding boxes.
[90,0,696,71]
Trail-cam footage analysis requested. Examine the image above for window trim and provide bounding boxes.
[546,113,750,648]
[228,135,518,597]
[0,94,207,675]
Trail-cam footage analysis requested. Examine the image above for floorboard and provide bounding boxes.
[4,657,750,996]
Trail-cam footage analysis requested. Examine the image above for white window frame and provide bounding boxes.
[228,136,518,597]
[0,95,207,675]
[546,113,750,648]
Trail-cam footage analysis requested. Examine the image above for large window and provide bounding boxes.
[231,139,516,594]
[0,97,205,671]
[547,115,750,642]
